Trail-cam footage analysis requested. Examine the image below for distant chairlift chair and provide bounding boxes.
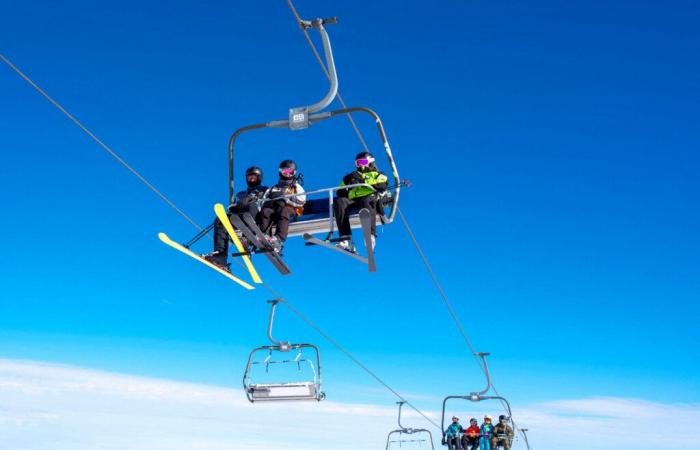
[386,401,435,450]
[242,299,325,402]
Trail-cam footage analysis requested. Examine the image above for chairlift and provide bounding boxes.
[226,15,404,272]
[440,352,514,447]
[386,401,435,450]
[242,299,325,402]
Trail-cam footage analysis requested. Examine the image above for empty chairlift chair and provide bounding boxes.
[242,299,325,402]
[386,401,435,450]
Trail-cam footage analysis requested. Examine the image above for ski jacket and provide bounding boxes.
[493,423,514,439]
[465,425,480,437]
[480,424,495,439]
[339,169,388,200]
[233,185,268,209]
[265,180,306,213]
[445,423,464,438]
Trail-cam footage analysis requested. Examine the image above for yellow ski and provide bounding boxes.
[214,203,263,284]
[158,232,254,290]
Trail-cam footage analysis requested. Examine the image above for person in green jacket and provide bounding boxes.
[334,151,388,253]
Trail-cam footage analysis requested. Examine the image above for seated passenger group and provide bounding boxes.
[444,415,514,450]
[203,152,388,270]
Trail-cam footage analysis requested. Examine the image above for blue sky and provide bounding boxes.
[1,0,699,446]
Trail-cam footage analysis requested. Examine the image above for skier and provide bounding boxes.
[334,151,388,253]
[461,418,480,450]
[203,166,267,269]
[491,415,514,450]
[258,159,306,251]
[443,416,464,450]
[479,416,495,450]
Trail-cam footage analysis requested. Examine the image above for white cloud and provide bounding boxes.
[0,359,698,450]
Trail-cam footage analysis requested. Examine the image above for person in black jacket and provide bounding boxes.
[258,160,306,252]
[203,166,267,269]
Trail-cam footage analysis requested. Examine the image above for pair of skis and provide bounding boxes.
[159,203,290,290]
[303,208,376,272]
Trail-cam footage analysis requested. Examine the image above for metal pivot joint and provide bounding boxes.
[289,16,339,130]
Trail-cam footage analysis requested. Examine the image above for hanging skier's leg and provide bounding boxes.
[274,204,296,243]
[202,217,230,269]
[259,202,276,235]
[356,195,377,248]
[333,196,356,252]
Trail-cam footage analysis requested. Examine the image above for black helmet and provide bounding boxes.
[499,415,507,421]
[245,166,263,187]
[355,151,376,172]
[279,159,297,179]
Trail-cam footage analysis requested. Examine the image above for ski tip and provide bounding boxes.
[157,232,169,242]
[214,203,226,214]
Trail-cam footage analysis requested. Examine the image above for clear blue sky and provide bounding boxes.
[1,0,698,422]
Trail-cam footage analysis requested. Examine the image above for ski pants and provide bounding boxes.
[334,195,377,239]
[461,436,479,450]
[213,203,259,254]
[491,438,510,450]
[446,437,462,450]
[479,437,492,450]
[259,200,298,242]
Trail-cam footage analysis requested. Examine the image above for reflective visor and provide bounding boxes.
[355,158,371,167]
[280,168,295,176]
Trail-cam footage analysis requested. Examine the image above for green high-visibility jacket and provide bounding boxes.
[340,170,388,200]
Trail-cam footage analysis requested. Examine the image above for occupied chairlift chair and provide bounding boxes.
[227,16,402,240]
[440,352,515,449]
[386,401,435,450]
[242,299,325,402]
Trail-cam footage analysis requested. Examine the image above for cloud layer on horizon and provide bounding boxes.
[0,359,698,450]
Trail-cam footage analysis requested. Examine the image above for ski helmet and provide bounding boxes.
[279,159,297,179]
[355,151,375,172]
[499,415,507,422]
[245,166,263,187]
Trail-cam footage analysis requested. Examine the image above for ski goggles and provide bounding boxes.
[280,168,296,176]
[355,158,373,167]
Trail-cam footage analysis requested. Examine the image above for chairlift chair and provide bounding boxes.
[242,299,325,402]
[386,401,435,450]
[226,16,403,271]
[440,353,514,445]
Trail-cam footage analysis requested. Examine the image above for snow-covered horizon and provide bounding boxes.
[1,358,698,449]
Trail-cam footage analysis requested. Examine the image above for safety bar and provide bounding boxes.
[228,107,400,224]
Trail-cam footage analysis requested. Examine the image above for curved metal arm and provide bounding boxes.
[469,394,513,421]
[301,19,338,114]
[396,401,408,430]
[266,299,291,350]
[472,352,492,396]
[520,428,532,450]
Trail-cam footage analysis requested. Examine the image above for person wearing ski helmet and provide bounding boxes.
[491,415,514,450]
[461,418,480,450]
[443,415,464,450]
[258,159,306,251]
[203,166,267,269]
[334,151,389,253]
[479,415,496,450]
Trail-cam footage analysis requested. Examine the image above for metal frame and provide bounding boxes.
[242,299,325,402]
[385,401,435,450]
[227,16,400,237]
[440,353,514,442]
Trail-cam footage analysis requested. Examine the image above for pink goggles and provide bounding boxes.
[280,168,296,176]
[355,158,372,167]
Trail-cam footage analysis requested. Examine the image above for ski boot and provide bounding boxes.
[336,239,357,254]
[202,250,231,272]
